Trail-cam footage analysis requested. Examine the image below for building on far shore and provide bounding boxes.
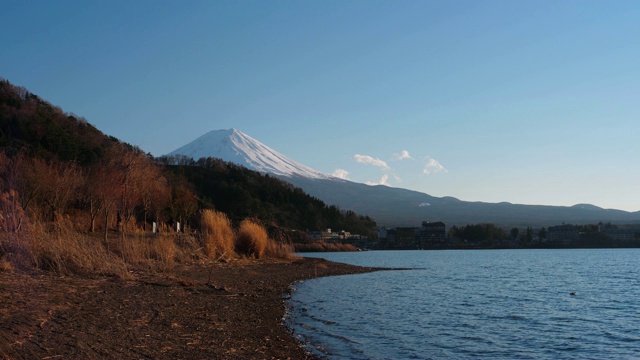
[598,224,640,242]
[307,228,364,242]
[547,225,579,245]
[378,220,447,249]
[419,221,447,247]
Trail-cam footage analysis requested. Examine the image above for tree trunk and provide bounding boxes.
[89,200,98,233]
[143,209,147,231]
[104,210,109,243]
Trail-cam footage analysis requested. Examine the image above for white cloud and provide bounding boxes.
[366,174,390,186]
[381,174,390,185]
[423,158,448,175]
[331,169,350,179]
[393,150,413,161]
[354,154,389,169]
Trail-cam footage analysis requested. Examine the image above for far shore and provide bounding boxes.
[0,257,383,359]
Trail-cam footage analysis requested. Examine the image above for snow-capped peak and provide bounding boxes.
[168,129,333,180]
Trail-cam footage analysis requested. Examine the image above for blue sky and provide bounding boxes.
[2,0,639,211]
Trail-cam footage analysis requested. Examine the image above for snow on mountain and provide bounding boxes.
[168,129,334,180]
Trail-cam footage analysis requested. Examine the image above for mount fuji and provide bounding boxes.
[168,129,640,227]
[168,129,333,180]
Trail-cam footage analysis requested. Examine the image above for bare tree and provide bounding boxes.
[0,152,24,233]
[169,178,199,232]
[84,157,123,241]
[109,146,151,233]
[1,154,48,231]
[40,160,82,222]
[140,169,170,231]
[80,165,106,233]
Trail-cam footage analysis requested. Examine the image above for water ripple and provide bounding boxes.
[288,249,640,359]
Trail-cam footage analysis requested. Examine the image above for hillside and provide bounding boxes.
[0,79,118,164]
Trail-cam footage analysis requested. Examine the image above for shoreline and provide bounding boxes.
[0,257,381,359]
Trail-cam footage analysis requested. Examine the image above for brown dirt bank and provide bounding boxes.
[0,257,383,359]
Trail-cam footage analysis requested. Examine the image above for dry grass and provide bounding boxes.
[265,241,299,260]
[112,234,152,265]
[174,234,207,262]
[110,234,184,272]
[236,219,269,259]
[0,209,298,277]
[200,210,235,259]
[0,218,184,276]
[295,241,359,252]
[0,255,12,272]
[153,235,177,271]
[20,220,129,277]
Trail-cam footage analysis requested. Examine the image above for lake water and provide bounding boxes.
[286,249,640,359]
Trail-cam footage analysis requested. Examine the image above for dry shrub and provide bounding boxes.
[236,219,268,259]
[200,210,235,259]
[235,218,296,260]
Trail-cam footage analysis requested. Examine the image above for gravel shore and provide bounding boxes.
[0,257,380,359]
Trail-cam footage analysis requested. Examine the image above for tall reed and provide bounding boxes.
[200,209,235,259]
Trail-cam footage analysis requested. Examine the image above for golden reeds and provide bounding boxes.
[200,209,236,259]
[236,219,268,259]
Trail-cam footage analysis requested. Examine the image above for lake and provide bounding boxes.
[287,249,640,359]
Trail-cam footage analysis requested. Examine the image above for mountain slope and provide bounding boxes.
[168,129,332,179]
[283,177,640,227]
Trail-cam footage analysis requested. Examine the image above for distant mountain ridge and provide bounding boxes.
[169,129,640,227]
[283,177,640,227]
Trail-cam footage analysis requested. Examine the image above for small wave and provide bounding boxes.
[310,314,337,326]
[505,314,527,321]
